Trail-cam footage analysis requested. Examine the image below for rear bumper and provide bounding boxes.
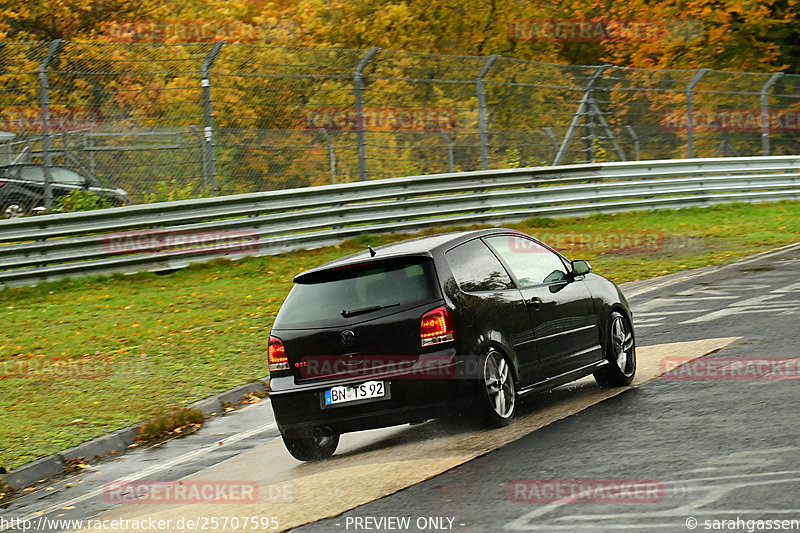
[269,357,475,436]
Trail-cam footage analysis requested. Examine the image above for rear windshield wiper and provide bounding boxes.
[341,303,399,318]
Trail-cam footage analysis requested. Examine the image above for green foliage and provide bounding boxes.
[592,138,608,163]
[143,180,198,204]
[55,190,111,213]
[506,148,521,168]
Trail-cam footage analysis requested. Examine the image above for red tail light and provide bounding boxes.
[420,306,455,347]
[268,336,289,372]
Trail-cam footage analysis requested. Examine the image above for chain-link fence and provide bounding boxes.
[1,40,799,208]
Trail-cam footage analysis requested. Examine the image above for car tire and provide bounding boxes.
[594,310,636,387]
[475,348,516,427]
[281,427,339,461]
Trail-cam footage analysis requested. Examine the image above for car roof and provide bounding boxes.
[294,227,523,281]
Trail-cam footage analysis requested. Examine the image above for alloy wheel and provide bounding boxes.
[484,350,515,418]
[611,314,635,376]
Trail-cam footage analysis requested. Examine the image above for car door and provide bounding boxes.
[485,234,602,379]
[444,238,544,386]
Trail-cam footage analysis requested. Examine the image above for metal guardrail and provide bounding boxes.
[2,156,800,288]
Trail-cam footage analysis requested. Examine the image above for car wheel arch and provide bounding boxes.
[603,305,635,356]
[476,339,520,386]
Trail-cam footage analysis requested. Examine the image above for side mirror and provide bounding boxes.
[572,260,592,276]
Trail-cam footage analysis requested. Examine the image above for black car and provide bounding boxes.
[268,229,636,461]
[0,164,129,218]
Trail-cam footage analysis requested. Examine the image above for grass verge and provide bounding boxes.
[1,200,799,470]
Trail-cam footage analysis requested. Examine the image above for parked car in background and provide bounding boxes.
[0,164,129,218]
[268,228,636,461]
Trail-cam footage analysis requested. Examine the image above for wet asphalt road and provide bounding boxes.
[292,249,800,532]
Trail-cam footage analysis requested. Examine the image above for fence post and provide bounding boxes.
[188,125,208,191]
[202,42,224,195]
[438,129,454,173]
[477,54,499,170]
[553,64,608,166]
[624,125,640,160]
[686,68,709,158]
[760,72,784,156]
[319,129,336,184]
[38,39,63,210]
[543,127,558,163]
[354,47,380,181]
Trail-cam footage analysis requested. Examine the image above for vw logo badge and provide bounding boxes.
[340,330,355,346]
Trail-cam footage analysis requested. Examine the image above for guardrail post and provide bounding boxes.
[477,54,499,170]
[319,129,336,183]
[38,39,63,210]
[354,47,380,181]
[438,130,454,172]
[686,68,709,158]
[553,64,608,166]
[760,72,784,156]
[202,41,224,196]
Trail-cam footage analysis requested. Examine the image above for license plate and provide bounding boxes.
[323,381,388,407]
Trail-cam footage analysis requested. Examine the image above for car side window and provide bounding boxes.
[485,235,570,287]
[445,239,514,292]
[49,168,85,186]
[18,167,45,183]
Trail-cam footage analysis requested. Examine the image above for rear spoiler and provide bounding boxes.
[293,252,434,284]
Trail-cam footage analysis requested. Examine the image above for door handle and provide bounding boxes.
[526,297,542,311]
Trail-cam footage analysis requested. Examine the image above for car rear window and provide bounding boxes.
[274,258,441,328]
